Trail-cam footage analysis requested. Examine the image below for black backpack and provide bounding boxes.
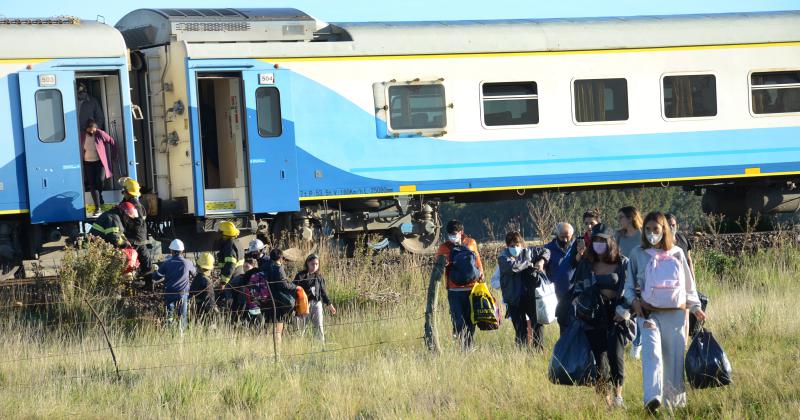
[448,244,481,286]
[575,286,606,327]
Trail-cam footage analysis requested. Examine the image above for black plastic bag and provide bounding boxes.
[548,321,597,386]
[685,328,732,389]
[689,292,709,336]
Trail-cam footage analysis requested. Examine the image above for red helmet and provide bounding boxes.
[118,202,138,218]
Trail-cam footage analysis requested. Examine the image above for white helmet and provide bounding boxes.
[247,239,265,253]
[168,239,185,252]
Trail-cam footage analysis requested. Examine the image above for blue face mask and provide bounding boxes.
[508,246,522,257]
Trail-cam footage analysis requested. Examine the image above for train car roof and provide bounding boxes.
[0,18,127,60]
[116,9,800,59]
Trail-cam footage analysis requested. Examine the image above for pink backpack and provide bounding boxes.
[245,271,271,309]
[643,248,686,309]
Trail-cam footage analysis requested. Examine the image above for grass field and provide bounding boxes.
[1,244,799,418]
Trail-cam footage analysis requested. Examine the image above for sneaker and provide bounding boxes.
[630,345,642,360]
[92,209,102,217]
[613,396,625,408]
[645,398,661,415]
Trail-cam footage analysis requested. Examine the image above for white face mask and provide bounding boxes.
[647,232,663,246]
[508,246,522,257]
[447,233,461,244]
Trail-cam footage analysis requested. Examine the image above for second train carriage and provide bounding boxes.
[116,9,800,253]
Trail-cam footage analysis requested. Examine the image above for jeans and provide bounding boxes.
[296,300,325,342]
[555,293,574,337]
[641,310,688,408]
[165,295,188,331]
[633,316,644,347]
[508,299,544,350]
[447,289,476,350]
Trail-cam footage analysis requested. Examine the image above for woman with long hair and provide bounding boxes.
[623,211,706,413]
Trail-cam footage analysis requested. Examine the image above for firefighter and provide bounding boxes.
[119,177,151,273]
[89,202,137,248]
[217,221,244,308]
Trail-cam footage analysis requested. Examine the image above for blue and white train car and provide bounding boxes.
[0,17,137,269]
[117,9,800,252]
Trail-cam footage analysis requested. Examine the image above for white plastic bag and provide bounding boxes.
[535,276,558,325]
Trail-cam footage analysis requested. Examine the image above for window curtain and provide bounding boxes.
[575,81,605,122]
[671,77,694,117]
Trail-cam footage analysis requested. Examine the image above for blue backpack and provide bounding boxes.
[449,244,481,285]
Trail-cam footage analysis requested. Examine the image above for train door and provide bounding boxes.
[242,69,300,213]
[18,70,84,223]
[75,72,130,215]
[194,73,250,215]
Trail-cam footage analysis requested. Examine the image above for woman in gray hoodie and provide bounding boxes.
[620,211,706,414]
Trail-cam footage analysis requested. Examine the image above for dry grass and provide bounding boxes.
[0,246,799,418]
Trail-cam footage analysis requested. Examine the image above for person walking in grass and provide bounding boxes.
[622,211,706,414]
[294,253,336,342]
[614,205,645,360]
[544,222,578,335]
[571,223,634,408]
[498,231,550,350]
[151,239,194,331]
[432,220,484,350]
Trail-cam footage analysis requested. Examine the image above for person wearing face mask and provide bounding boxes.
[664,213,694,272]
[622,211,706,414]
[571,223,633,408]
[498,231,550,350]
[574,210,601,263]
[544,222,578,335]
[433,220,484,350]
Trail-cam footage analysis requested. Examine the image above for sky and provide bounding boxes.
[1,0,799,26]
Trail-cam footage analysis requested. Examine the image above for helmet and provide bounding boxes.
[118,201,139,219]
[219,221,240,237]
[119,177,141,197]
[168,239,185,252]
[197,252,215,270]
[247,239,265,254]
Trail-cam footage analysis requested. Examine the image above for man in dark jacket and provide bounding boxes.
[119,177,151,273]
[89,202,135,247]
[497,231,550,350]
[152,239,194,331]
[77,83,105,131]
[216,221,243,309]
[544,222,578,335]
[261,249,299,343]
[190,252,217,319]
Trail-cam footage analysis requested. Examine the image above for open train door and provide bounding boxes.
[18,70,84,223]
[242,69,300,213]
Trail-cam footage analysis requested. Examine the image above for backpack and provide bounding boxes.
[643,248,686,309]
[245,271,271,309]
[295,287,309,317]
[575,286,605,327]
[469,282,499,330]
[534,274,558,325]
[448,244,481,286]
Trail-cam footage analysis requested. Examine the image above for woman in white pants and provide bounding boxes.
[293,254,336,342]
[621,211,706,414]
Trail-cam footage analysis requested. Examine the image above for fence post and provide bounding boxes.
[83,295,121,380]
[424,255,445,353]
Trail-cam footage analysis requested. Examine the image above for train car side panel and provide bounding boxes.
[0,63,29,214]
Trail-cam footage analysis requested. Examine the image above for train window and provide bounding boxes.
[573,78,628,122]
[481,82,539,126]
[663,75,717,119]
[387,84,446,130]
[255,87,282,137]
[34,89,66,142]
[751,71,800,114]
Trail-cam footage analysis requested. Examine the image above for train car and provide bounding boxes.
[116,8,800,253]
[0,17,138,276]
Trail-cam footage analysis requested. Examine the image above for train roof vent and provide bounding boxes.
[0,16,81,25]
[116,8,318,48]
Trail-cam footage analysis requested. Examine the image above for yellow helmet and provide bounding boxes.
[120,177,141,197]
[197,252,215,270]
[219,221,240,238]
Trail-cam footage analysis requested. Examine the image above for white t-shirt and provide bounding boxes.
[83,133,100,162]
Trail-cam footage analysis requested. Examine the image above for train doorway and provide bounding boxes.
[196,74,250,215]
[75,72,129,216]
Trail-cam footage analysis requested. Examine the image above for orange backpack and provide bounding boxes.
[295,287,309,317]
